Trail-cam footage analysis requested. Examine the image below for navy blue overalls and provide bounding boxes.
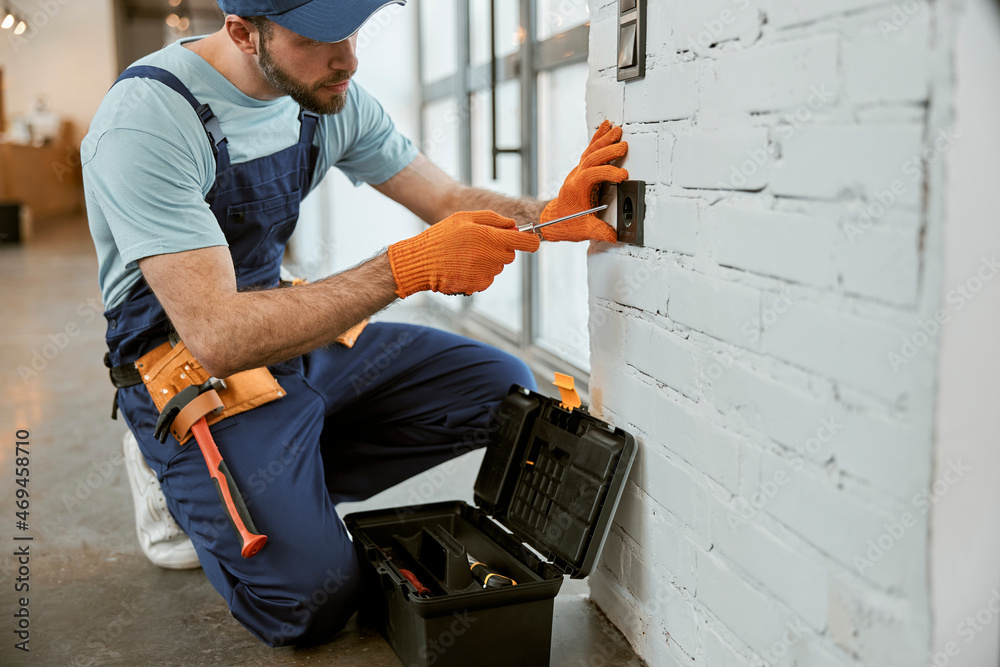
[103,66,535,646]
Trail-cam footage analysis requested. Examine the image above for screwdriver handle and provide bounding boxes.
[190,418,267,558]
[469,560,517,588]
[399,568,431,597]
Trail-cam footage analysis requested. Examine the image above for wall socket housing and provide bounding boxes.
[616,180,645,246]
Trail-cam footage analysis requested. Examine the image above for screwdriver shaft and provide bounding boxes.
[518,204,609,234]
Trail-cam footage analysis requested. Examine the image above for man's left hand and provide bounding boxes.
[539,120,629,242]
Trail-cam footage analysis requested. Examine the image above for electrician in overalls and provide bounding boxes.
[82,0,628,647]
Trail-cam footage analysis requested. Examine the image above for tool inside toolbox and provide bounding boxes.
[366,514,537,598]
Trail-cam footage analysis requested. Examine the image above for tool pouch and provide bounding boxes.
[136,341,285,445]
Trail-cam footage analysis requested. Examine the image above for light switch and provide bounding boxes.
[617,0,645,82]
[618,23,637,69]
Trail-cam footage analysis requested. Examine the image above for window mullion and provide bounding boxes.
[521,0,538,354]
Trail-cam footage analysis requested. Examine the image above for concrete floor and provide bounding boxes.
[0,215,644,666]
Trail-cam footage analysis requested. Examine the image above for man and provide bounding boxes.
[82,0,628,647]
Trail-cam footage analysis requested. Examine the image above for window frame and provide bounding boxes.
[416,0,592,390]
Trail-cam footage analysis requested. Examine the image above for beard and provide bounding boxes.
[257,36,353,115]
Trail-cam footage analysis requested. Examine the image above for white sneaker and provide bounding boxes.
[122,430,201,569]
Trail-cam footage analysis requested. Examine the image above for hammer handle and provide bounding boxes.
[190,418,267,558]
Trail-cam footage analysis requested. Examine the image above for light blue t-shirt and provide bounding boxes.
[83,37,418,310]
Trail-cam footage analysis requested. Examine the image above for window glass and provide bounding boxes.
[422,96,464,313]
[536,0,591,41]
[536,62,592,370]
[469,82,523,332]
[469,0,523,68]
[421,97,462,181]
[420,0,458,84]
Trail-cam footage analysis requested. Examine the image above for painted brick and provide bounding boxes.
[709,202,840,288]
[770,126,925,206]
[624,61,699,123]
[615,483,698,591]
[827,573,927,666]
[611,538,701,656]
[707,498,829,630]
[624,317,699,397]
[697,550,792,657]
[668,267,761,348]
[759,451,926,592]
[710,362,830,452]
[589,5,620,73]
[589,251,665,313]
[655,393,741,492]
[843,6,931,105]
[620,131,659,186]
[645,195,699,255]
[712,362,928,498]
[704,35,839,113]
[629,446,702,529]
[600,369,659,439]
[586,72,625,125]
[765,0,888,29]
[589,569,689,667]
[835,410,928,499]
[583,1,947,664]
[702,626,758,667]
[674,128,773,191]
[835,225,921,306]
[674,0,762,52]
[759,295,917,402]
[739,443,761,499]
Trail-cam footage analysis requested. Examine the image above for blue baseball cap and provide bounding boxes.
[217,0,406,43]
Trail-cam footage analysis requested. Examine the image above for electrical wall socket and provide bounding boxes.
[616,180,645,246]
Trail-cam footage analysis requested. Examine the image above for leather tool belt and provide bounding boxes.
[106,340,285,445]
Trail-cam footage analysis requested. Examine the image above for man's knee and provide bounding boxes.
[232,547,363,647]
[489,349,537,393]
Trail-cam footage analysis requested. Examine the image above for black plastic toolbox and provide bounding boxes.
[343,384,637,667]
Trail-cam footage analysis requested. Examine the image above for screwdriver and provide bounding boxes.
[517,204,609,236]
[467,552,517,588]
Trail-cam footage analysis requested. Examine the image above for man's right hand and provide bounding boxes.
[387,210,540,298]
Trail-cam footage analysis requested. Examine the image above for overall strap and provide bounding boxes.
[297,109,321,189]
[114,65,231,173]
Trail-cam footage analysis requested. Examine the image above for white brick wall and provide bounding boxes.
[585,0,954,664]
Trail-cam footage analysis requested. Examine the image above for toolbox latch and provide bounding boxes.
[552,372,581,411]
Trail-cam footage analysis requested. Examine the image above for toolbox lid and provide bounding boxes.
[473,384,636,579]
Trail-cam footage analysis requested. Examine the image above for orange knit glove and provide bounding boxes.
[388,211,540,298]
[540,120,629,243]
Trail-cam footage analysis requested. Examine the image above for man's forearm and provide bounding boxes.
[177,252,397,377]
[446,186,548,230]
